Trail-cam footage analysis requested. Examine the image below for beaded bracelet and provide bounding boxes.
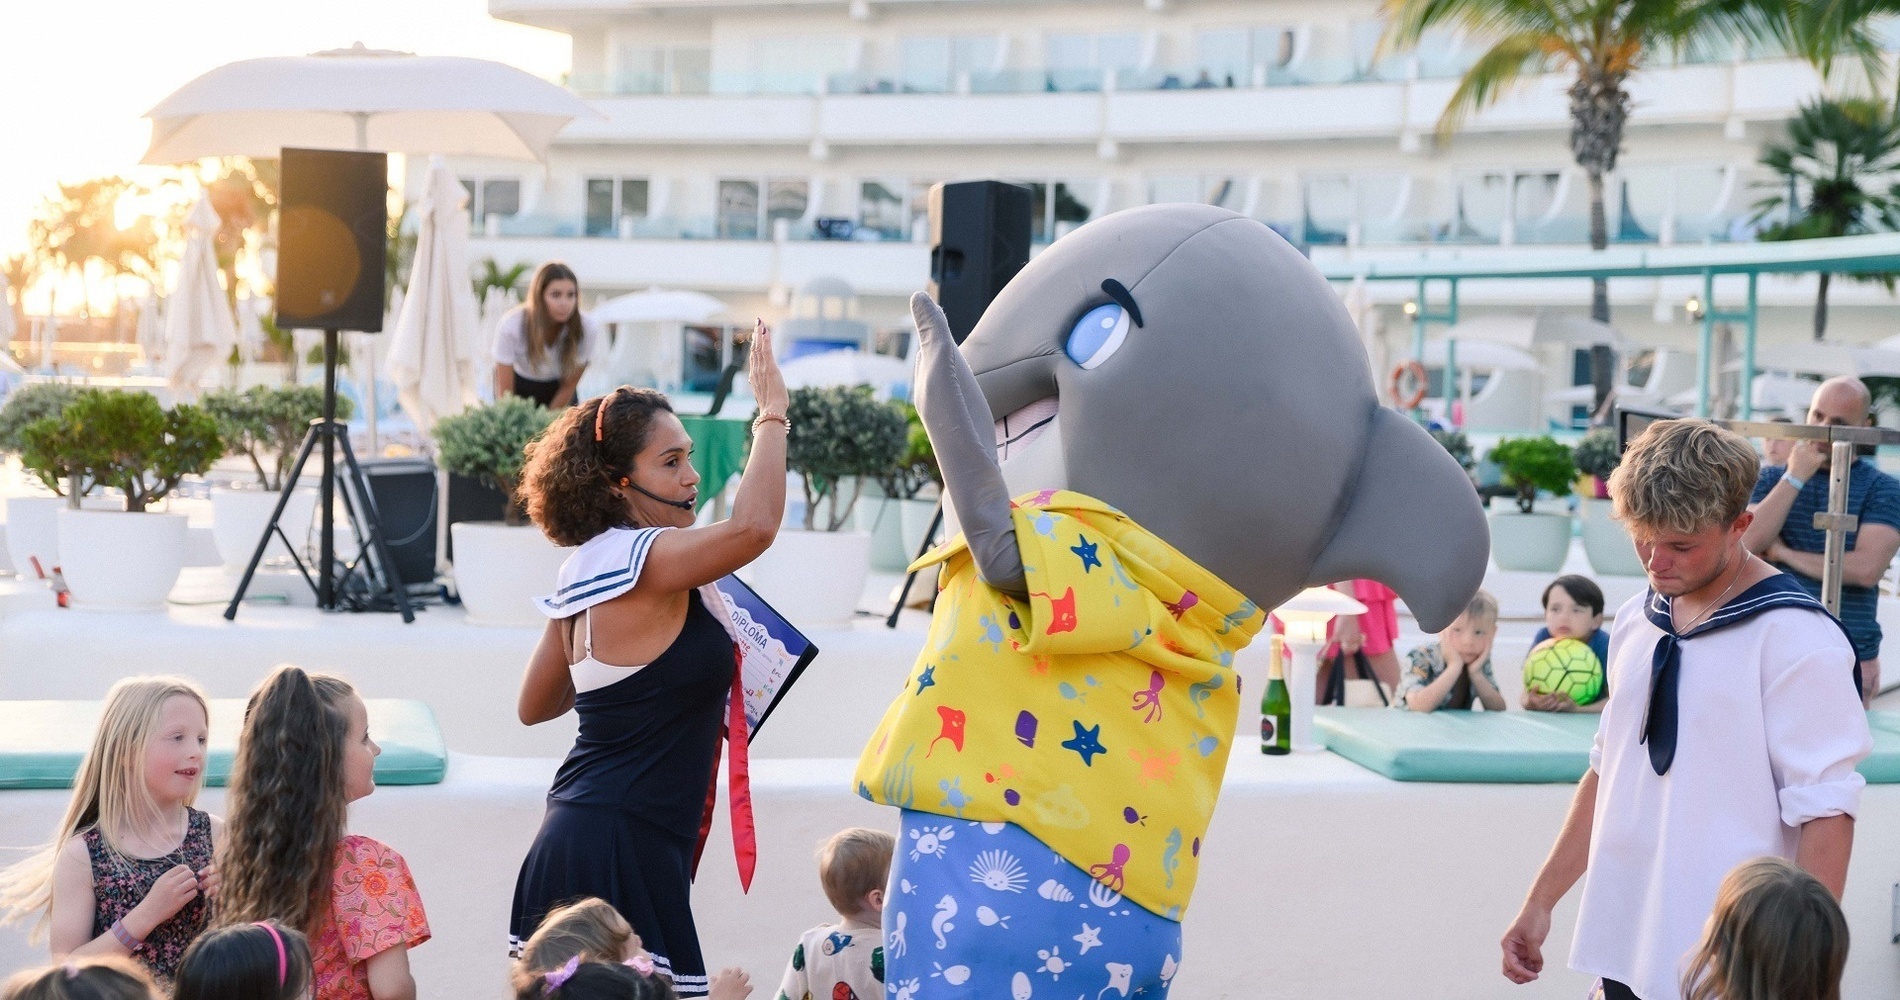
[752,412,790,433]
[109,918,142,952]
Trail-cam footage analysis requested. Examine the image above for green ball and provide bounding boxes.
[1522,637,1604,706]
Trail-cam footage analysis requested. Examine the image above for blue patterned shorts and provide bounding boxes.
[882,809,1183,998]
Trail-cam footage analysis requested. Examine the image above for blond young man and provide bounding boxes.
[1499,419,1870,1000]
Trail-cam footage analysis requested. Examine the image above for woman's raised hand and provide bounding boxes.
[747,319,789,417]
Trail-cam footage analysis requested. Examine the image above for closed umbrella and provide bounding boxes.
[163,194,239,396]
[142,44,596,164]
[385,158,482,435]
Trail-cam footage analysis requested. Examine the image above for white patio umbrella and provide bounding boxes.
[778,349,912,399]
[142,44,597,164]
[385,158,482,436]
[1753,342,1900,378]
[1420,339,1539,370]
[592,288,728,326]
[1441,312,1622,350]
[163,194,239,396]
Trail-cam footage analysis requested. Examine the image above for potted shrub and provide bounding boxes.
[201,386,352,570]
[434,396,564,627]
[0,383,84,577]
[20,390,223,610]
[741,385,907,624]
[1572,427,1643,576]
[1485,435,1575,573]
[856,400,942,572]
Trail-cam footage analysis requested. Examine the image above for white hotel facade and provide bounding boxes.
[444,0,1900,417]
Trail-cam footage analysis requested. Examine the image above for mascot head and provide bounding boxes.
[912,203,1488,631]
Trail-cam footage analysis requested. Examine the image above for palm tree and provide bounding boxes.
[1382,0,1895,405]
[473,259,531,300]
[29,176,159,318]
[205,158,278,312]
[1753,97,1900,339]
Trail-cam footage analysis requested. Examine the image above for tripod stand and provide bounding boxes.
[224,329,415,623]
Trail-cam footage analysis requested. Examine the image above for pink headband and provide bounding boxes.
[253,921,287,986]
[544,955,582,992]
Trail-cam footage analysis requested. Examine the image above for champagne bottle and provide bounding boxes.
[1261,634,1291,755]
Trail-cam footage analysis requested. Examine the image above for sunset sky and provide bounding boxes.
[0,0,571,263]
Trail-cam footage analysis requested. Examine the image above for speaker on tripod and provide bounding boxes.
[225,147,415,623]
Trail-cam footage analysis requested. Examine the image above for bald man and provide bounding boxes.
[1745,376,1900,704]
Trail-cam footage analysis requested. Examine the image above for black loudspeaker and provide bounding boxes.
[276,148,388,332]
[928,180,1033,344]
[354,459,438,589]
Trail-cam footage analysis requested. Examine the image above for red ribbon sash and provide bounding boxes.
[692,644,756,892]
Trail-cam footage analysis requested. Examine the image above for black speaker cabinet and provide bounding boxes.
[276,147,388,332]
[354,458,437,589]
[927,180,1033,344]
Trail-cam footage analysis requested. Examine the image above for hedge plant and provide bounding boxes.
[20,389,223,511]
[202,385,355,491]
[1487,435,1575,515]
[779,385,908,531]
[433,396,555,526]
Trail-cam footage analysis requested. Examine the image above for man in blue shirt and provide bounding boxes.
[1745,376,1900,704]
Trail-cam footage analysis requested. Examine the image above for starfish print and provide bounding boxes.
[1031,655,1052,677]
[914,663,936,695]
[1163,590,1199,620]
[1029,488,1060,507]
[1073,923,1103,955]
[1062,721,1107,766]
[1128,748,1182,786]
[1070,535,1102,573]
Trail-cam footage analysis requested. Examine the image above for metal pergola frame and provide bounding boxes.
[1321,231,1900,420]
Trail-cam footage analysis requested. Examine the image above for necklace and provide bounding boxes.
[1672,548,1748,635]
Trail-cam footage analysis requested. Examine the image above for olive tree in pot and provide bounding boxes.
[0,383,85,576]
[1572,427,1643,576]
[20,390,223,610]
[1486,435,1576,572]
[201,386,352,570]
[742,385,907,624]
[855,399,943,572]
[434,396,564,627]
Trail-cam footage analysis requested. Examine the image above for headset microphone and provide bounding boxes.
[628,480,697,512]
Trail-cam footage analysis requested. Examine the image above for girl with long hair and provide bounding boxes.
[510,321,787,998]
[1680,857,1848,1000]
[173,920,313,1000]
[216,666,429,1000]
[1,956,161,1000]
[0,677,218,989]
[494,261,600,408]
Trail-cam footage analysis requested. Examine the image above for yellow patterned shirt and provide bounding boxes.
[853,490,1263,921]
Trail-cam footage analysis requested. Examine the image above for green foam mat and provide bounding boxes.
[1317,707,1900,784]
[0,698,447,790]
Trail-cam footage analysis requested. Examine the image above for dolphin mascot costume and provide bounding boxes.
[853,204,1487,998]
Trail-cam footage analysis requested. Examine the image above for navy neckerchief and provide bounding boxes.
[1640,572,1854,776]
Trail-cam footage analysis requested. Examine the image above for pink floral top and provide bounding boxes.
[310,835,430,1000]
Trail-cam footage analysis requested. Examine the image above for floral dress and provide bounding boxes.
[310,834,431,1000]
[83,807,214,988]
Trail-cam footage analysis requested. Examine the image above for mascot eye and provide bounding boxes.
[1065,303,1130,370]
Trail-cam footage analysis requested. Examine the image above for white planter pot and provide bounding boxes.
[854,495,912,573]
[56,509,188,611]
[1578,497,1645,577]
[1487,508,1572,573]
[451,522,572,627]
[4,496,64,579]
[898,497,941,563]
[211,487,319,570]
[738,529,872,626]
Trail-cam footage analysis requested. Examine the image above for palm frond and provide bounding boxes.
[1435,31,1560,139]
[1379,0,1564,60]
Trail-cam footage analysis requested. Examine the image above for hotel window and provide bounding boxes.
[859,180,907,239]
[752,36,855,94]
[1044,32,1142,90]
[1150,176,1245,212]
[584,177,650,237]
[718,178,810,239]
[458,177,521,232]
[900,35,1000,92]
[612,44,712,94]
[1013,179,1101,242]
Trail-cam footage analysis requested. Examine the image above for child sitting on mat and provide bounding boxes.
[1393,590,1505,713]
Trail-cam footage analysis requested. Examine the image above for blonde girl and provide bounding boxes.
[1680,856,1848,1000]
[216,666,430,1000]
[0,677,219,989]
[1,955,161,1000]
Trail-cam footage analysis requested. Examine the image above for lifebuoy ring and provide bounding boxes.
[1388,359,1428,410]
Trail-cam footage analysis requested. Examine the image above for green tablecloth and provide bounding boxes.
[678,414,751,512]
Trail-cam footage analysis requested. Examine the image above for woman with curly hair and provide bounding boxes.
[510,321,787,999]
[216,667,429,1000]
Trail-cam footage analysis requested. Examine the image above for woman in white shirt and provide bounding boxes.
[494,262,600,408]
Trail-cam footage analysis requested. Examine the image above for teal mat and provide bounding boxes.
[0,698,447,790]
[1317,707,1900,784]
